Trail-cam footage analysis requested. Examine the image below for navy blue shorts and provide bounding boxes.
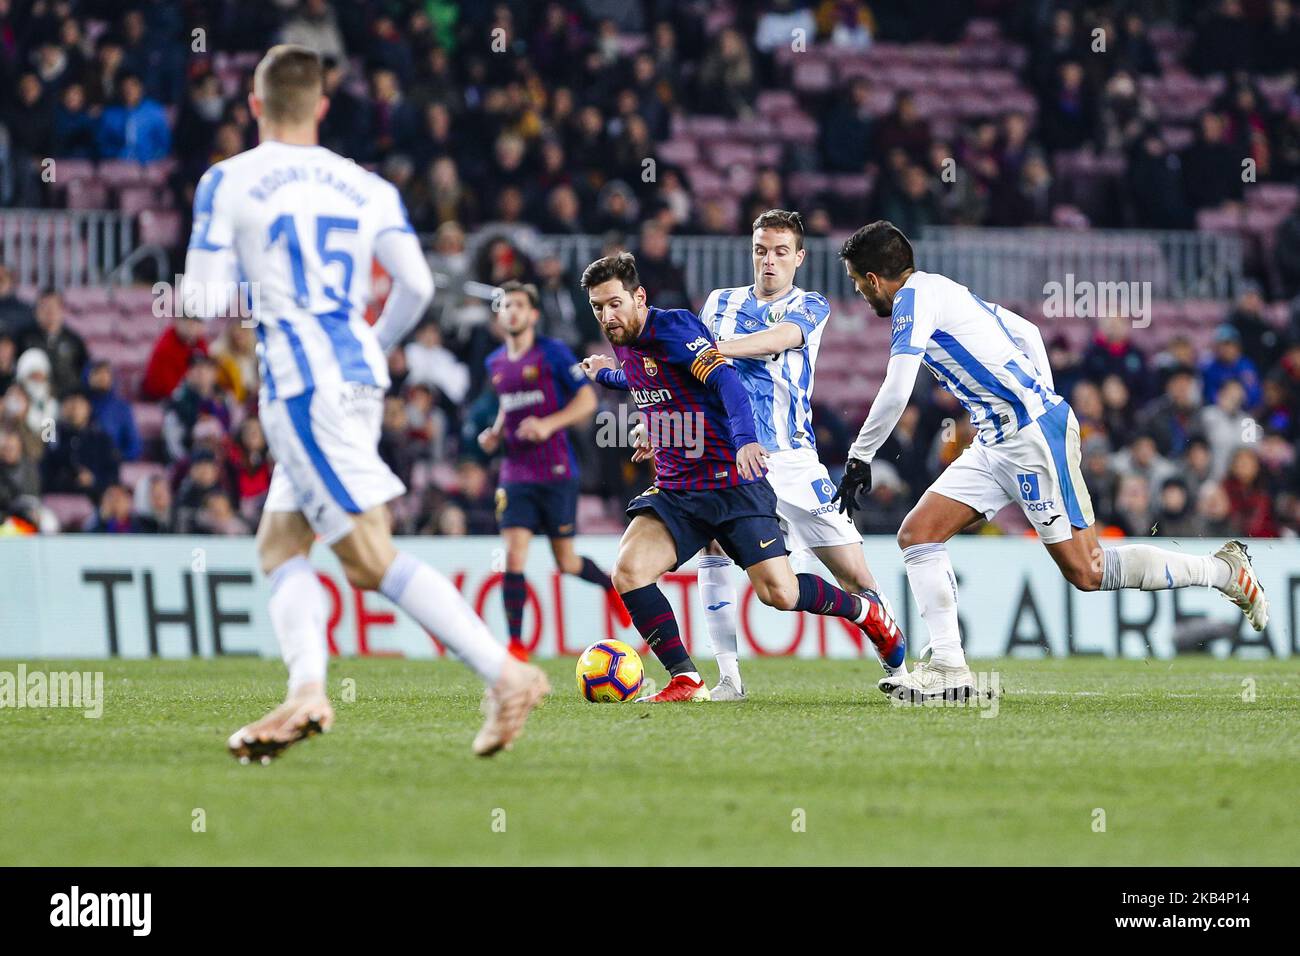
[496,479,578,537]
[626,481,786,571]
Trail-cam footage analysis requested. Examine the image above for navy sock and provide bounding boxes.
[794,573,863,620]
[574,556,613,590]
[620,583,696,676]
[502,572,527,645]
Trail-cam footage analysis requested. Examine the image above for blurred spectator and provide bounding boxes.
[14,349,58,439]
[697,27,756,118]
[210,321,259,405]
[1136,366,1201,458]
[1224,285,1281,376]
[1081,314,1150,404]
[0,428,40,518]
[1200,325,1261,407]
[85,360,141,462]
[281,0,347,63]
[1221,447,1279,537]
[225,417,271,522]
[195,489,251,535]
[1200,378,1248,477]
[1181,112,1244,211]
[141,317,208,401]
[97,73,171,163]
[636,221,690,311]
[447,460,498,534]
[1153,477,1200,537]
[856,461,911,535]
[133,474,175,534]
[404,321,469,404]
[175,450,225,533]
[0,334,15,395]
[162,357,229,462]
[85,483,152,533]
[19,291,87,397]
[52,82,97,159]
[0,267,35,337]
[1194,481,1237,537]
[41,391,119,496]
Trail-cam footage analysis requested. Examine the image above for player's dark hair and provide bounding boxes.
[752,209,805,251]
[839,220,915,280]
[253,44,323,124]
[497,280,539,309]
[580,252,640,293]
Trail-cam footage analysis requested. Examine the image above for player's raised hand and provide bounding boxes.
[735,442,770,481]
[580,353,617,381]
[833,457,872,518]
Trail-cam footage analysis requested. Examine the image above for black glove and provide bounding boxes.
[833,458,872,519]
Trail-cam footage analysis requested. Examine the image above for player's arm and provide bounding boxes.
[518,342,597,442]
[371,187,434,351]
[714,294,829,359]
[999,309,1054,391]
[181,167,240,320]
[836,288,931,516]
[477,403,505,454]
[581,353,629,389]
[688,342,768,480]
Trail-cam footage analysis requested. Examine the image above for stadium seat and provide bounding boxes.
[138,210,183,248]
[43,493,95,531]
[120,460,166,492]
[132,402,164,441]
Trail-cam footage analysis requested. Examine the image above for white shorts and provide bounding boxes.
[928,401,1094,545]
[764,446,861,551]
[262,383,407,545]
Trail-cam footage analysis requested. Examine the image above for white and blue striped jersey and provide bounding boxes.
[890,271,1059,445]
[183,141,423,403]
[699,284,830,452]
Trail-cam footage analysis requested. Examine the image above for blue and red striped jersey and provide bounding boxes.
[487,336,589,484]
[605,307,760,490]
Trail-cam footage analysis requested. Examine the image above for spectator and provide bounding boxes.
[1200,324,1261,407]
[195,489,250,536]
[404,321,469,404]
[1181,112,1244,211]
[0,334,15,395]
[132,474,175,534]
[856,461,911,535]
[19,291,87,397]
[697,27,756,118]
[225,417,271,523]
[1112,433,1177,498]
[1194,481,1237,537]
[1152,477,1200,537]
[96,73,171,163]
[635,221,690,311]
[85,359,140,462]
[1225,285,1281,376]
[281,0,347,64]
[14,349,58,440]
[41,390,119,496]
[1221,447,1279,537]
[175,450,225,533]
[141,316,208,401]
[1136,366,1202,458]
[85,483,151,533]
[210,321,259,405]
[162,356,230,462]
[1200,378,1248,477]
[52,82,97,159]
[1081,314,1150,404]
[0,428,40,518]
[1106,472,1153,537]
[447,459,498,534]
[0,267,36,337]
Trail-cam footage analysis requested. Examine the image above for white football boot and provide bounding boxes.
[878,650,978,703]
[1213,540,1269,631]
[708,675,747,702]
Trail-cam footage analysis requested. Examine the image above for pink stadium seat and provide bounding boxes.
[49,158,95,191]
[132,402,164,441]
[791,60,833,93]
[65,178,109,210]
[138,210,182,247]
[120,460,166,492]
[63,286,112,312]
[118,186,164,217]
[656,139,699,166]
[97,159,146,189]
[112,285,160,315]
[43,493,95,531]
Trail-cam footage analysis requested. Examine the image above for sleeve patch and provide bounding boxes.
[690,347,727,382]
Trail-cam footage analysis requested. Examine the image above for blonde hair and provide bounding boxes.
[253,45,323,124]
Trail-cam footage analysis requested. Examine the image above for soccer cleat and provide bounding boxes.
[1214,540,1269,631]
[878,654,977,703]
[636,673,710,703]
[608,588,633,628]
[507,641,530,662]
[856,588,907,671]
[227,693,333,765]
[473,656,550,757]
[708,675,747,701]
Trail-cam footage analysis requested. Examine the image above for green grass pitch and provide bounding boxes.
[2,656,1296,865]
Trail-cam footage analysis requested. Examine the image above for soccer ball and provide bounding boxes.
[575,640,645,702]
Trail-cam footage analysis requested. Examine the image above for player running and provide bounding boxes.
[689,209,906,700]
[834,221,1270,702]
[580,252,897,703]
[478,280,631,661]
[184,45,547,761]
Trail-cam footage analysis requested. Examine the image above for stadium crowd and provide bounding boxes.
[0,0,1298,539]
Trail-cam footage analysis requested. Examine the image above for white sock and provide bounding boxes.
[380,552,507,684]
[1100,545,1229,591]
[267,556,328,693]
[902,543,966,668]
[698,554,741,685]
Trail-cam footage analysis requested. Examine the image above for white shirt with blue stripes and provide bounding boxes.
[699,283,831,453]
[850,270,1057,462]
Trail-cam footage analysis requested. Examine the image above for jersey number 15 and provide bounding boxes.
[267,214,359,311]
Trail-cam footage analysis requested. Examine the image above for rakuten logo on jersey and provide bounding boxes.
[631,386,674,405]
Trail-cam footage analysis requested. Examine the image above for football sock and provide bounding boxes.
[502,571,527,645]
[619,583,697,676]
[574,556,613,589]
[380,552,506,684]
[698,554,740,684]
[267,555,328,692]
[1100,545,1230,591]
[794,572,865,621]
[902,543,966,668]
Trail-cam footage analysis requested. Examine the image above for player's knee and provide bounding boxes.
[1065,561,1102,592]
[895,520,923,551]
[610,558,644,595]
[341,553,388,591]
[754,577,798,611]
